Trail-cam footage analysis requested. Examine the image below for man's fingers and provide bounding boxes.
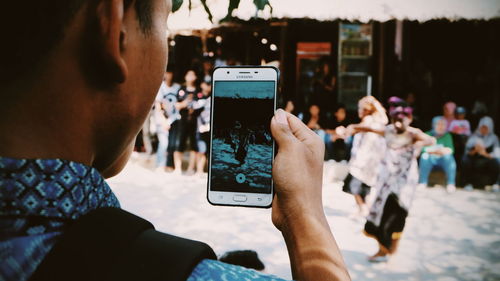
[285,112,319,143]
[271,109,323,155]
[271,109,295,148]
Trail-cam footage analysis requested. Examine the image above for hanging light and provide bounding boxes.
[169,40,176,47]
[270,44,278,51]
[208,52,215,57]
[215,36,223,43]
[261,38,268,44]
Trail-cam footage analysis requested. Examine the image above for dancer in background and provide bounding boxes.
[341,96,388,217]
[354,103,435,262]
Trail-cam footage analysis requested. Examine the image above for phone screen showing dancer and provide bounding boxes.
[208,67,277,208]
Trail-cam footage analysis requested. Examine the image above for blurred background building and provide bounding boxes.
[166,0,500,132]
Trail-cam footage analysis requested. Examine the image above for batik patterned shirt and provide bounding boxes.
[0,157,288,281]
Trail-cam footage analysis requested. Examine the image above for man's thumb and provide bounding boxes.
[271,109,294,147]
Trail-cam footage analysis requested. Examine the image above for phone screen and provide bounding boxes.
[210,80,275,194]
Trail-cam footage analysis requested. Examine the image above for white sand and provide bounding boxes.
[107,156,500,280]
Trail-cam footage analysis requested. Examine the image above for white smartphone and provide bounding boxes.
[207,66,278,208]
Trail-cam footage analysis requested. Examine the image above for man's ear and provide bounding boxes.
[96,0,128,84]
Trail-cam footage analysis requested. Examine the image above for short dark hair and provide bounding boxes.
[219,250,265,271]
[0,0,152,86]
[334,103,346,112]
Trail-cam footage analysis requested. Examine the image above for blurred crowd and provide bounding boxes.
[139,63,213,177]
[137,60,499,194]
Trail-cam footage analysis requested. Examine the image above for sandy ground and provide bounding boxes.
[107,154,500,280]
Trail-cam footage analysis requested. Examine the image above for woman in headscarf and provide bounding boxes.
[341,96,388,217]
[461,116,500,190]
[418,116,457,192]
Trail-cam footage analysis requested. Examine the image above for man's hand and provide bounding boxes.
[270,109,350,281]
[271,109,325,231]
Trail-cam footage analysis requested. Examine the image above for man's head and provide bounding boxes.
[443,101,456,118]
[164,70,174,85]
[200,81,211,96]
[0,0,171,176]
[309,104,320,116]
[184,69,198,86]
[432,117,447,136]
[334,104,346,122]
[284,100,295,113]
[455,106,466,120]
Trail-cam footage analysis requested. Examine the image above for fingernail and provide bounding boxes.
[275,109,288,125]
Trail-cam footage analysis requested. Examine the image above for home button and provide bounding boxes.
[233,195,247,202]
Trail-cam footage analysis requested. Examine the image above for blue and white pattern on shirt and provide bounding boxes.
[189,260,288,281]
[0,157,120,281]
[0,157,290,281]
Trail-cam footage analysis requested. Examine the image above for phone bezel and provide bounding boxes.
[207,66,278,208]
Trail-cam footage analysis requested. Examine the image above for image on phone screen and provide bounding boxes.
[210,81,275,194]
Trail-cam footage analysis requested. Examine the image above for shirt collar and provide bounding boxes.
[0,157,120,220]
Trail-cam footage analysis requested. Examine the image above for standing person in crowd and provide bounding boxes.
[193,81,212,176]
[202,59,214,84]
[353,104,435,262]
[341,96,388,217]
[313,60,336,110]
[418,117,457,193]
[154,69,180,171]
[461,116,500,191]
[171,69,201,175]
[141,111,154,155]
[327,104,351,162]
[303,104,330,158]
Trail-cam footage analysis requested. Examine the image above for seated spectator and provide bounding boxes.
[418,117,457,193]
[433,101,456,132]
[449,107,471,136]
[283,99,303,120]
[284,99,295,114]
[219,250,265,271]
[462,117,500,191]
[449,106,471,169]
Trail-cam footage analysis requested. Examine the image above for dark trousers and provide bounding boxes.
[461,155,500,187]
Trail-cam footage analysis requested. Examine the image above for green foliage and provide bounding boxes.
[253,0,270,10]
[172,0,183,12]
[200,0,214,22]
[221,0,241,22]
[173,0,272,23]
